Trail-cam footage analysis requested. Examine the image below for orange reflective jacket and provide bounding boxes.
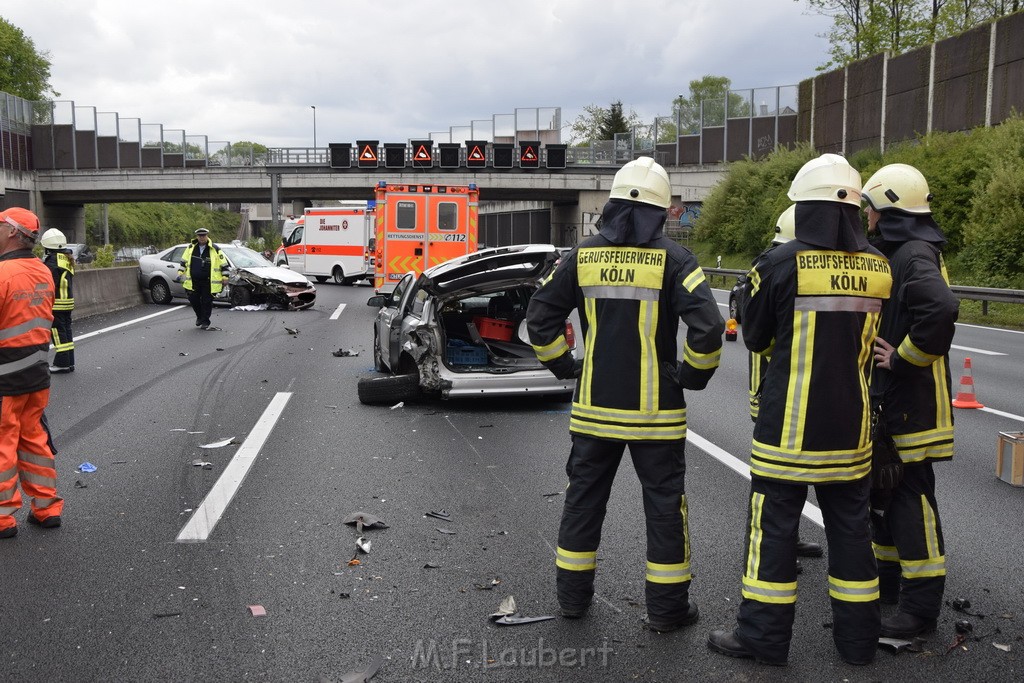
[0,250,54,395]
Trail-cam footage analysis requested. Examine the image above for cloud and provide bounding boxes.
[3,0,832,148]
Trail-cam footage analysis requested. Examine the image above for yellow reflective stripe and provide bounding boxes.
[859,314,877,444]
[646,561,692,584]
[898,336,939,367]
[681,495,691,567]
[828,575,879,602]
[749,267,762,297]
[532,335,569,362]
[569,418,686,441]
[745,492,764,582]
[900,556,946,578]
[872,542,900,563]
[580,298,597,405]
[681,267,706,292]
[782,310,814,449]
[934,357,952,437]
[922,495,941,559]
[555,547,597,571]
[892,426,955,463]
[892,426,955,449]
[580,285,659,301]
[751,440,871,466]
[742,576,798,604]
[638,300,656,413]
[572,403,685,422]
[750,457,871,483]
[683,340,721,371]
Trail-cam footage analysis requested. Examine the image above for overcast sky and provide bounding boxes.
[4,1,834,149]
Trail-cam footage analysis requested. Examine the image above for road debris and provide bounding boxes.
[355,537,372,554]
[343,512,389,533]
[491,596,517,618]
[955,620,973,634]
[332,348,359,357]
[423,563,441,569]
[152,611,182,619]
[248,605,267,617]
[488,595,556,626]
[474,578,501,590]
[77,462,97,473]
[191,459,213,469]
[878,637,915,653]
[179,352,189,356]
[347,558,361,567]
[436,528,456,535]
[337,653,384,683]
[74,479,87,488]
[542,492,561,498]
[425,510,451,521]
[200,437,239,449]
[994,642,1012,652]
[284,324,299,335]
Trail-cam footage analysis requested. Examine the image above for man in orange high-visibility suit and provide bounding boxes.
[0,207,64,538]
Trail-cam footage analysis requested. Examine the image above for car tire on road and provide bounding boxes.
[230,285,252,307]
[150,279,173,305]
[357,373,420,405]
[729,295,740,322]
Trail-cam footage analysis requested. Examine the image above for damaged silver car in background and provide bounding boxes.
[139,243,316,310]
[357,244,576,404]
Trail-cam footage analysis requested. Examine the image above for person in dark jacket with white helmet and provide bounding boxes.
[862,163,958,639]
[526,157,724,632]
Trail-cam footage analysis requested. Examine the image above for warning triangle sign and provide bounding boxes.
[521,146,537,161]
[468,145,485,161]
[360,145,378,161]
[415,145,431,160]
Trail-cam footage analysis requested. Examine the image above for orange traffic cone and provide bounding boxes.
[951,357,984,409]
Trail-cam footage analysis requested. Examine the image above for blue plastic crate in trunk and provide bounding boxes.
[446,339,488,366]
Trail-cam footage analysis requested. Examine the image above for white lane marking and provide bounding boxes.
[716,302,729,309]
[77,306,186,340]
[950,344,1006,356]
[176,392,293,542]
[979,406,1024,423]
[688,431,824,528]
[329,303,347,320]
[956,322,1024,335]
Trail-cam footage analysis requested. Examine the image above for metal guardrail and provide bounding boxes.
[701,268,1024,315]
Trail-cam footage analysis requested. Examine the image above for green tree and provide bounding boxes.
[568,102,646,145]
[674,75,752,133]
[0,17,57,100]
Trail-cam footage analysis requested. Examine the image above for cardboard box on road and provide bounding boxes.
[996,432,1024,487]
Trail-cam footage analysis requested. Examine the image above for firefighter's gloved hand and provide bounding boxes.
[549,357,582,381]
[571,359,583,378]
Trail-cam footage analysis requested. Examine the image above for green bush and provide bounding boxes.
[84,202,241,248]
[93,244,115,268]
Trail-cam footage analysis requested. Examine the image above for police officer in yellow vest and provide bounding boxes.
[40,229,75,373]
[708,154,892,666]
[526,157,724,631]
[177,228,229,329]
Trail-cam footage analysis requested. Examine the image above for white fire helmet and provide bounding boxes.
[609,157,672,209]
[40,228,68,250]
[773,205,796,244]
[787,153,862,206]
[862,163,933,214]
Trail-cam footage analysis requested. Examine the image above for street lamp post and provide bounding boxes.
[310,105,317,150]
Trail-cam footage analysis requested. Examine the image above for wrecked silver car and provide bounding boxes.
[358,244,576,404]
[139,243,316,310]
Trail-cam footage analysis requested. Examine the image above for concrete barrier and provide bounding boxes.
[72,266,147,320]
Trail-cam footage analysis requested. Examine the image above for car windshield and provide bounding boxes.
[221,246,274,268]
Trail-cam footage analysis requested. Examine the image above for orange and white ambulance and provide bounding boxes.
[276,205,374,284]
[373,181,479,292]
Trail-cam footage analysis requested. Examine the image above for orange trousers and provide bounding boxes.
[0,389,64,532]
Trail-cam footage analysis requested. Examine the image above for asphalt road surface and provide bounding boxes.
[1,281,1022,682]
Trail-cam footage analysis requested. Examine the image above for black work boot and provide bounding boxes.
[795,540,824,557]
[559,600,591,619]
[707,629,787,666]
[880,611,937,638]
[642,601,699,633]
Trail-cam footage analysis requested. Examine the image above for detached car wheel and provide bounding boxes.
[150,279,173,305]
[357,373,420,405]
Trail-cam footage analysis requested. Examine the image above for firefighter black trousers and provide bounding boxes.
[50,309,75,369]
[555,434,691,622]
[736,475,880,664]
[871,461,946,619]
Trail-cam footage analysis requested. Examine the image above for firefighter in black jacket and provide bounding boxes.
[708,154,892,666]
[862,163,958,639]
[526,157,724,632]
[40,229,75,373]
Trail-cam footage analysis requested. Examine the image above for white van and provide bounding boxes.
[275,206,374,284]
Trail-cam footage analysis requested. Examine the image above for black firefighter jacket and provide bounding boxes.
[743,202,893,484]
[870,220,959,464]
[526,200,724,442]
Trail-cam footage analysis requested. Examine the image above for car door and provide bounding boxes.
[376,272,414,371]
[165,246,188,296]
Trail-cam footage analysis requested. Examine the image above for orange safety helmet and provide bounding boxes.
[1,207,41,241]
